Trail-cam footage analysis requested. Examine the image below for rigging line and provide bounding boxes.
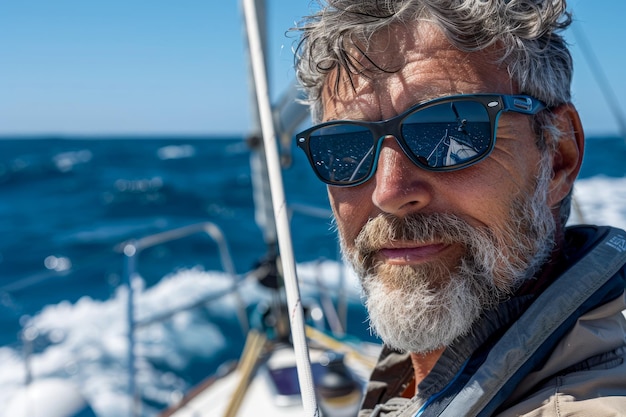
[571,22,626,140]
[241,0,320,415]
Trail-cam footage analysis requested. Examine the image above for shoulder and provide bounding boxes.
[497,359,626,416]
[500,393,626,416]
[498,292,626,416]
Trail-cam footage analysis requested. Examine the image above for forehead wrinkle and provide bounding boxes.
[348,22,460,117]
[383,48,516,113]
[321,21,449,122]
[321,21,519,123]
[321,71,385,122]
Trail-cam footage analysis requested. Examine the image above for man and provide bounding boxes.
[293,1,626,415]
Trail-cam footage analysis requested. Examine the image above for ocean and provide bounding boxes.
[0,135,625,416]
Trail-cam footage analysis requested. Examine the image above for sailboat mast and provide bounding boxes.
[242,0,278,250]
[241,0,320,415]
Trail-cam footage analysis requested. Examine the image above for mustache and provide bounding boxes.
[354,212,485,255]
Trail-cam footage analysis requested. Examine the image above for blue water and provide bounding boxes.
[0,136,362,416]
[0,137,333,326]
[0,135,624,416]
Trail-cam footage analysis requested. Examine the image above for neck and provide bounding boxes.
[517,224,567,297]
[408,347,446,396]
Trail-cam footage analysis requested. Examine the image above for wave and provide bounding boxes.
[0,260,362,417]
[0,269,249,417]
[570,175,626,230]
[156,145,196,161]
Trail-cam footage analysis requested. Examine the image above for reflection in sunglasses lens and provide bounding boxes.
[400,101,491,168]
[309,127,374,183]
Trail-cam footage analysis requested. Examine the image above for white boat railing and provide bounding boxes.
[118,221,247,417]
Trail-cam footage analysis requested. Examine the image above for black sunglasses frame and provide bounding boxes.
[295,94,546,187]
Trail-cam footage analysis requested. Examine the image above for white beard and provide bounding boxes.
[341,157,556,353]
[360,261,490,353]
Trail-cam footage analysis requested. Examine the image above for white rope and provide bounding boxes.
[241,0,320,415]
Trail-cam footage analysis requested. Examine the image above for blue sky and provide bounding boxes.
[1,0,625,137]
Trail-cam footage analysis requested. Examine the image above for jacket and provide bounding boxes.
[359,225,626,417]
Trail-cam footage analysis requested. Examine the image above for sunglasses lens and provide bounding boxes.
[301,98,500,185]
[307,124,375,185]
[400,100,492,169]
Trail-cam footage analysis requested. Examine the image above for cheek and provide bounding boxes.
[328,187,372,243]
[467,144,543,218]
[440,163,533,230]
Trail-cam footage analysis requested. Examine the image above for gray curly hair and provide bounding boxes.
[294,0,572,119]
[294,0,575,224]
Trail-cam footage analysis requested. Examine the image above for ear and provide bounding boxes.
[546,103,585,208]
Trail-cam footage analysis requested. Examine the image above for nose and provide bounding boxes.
[371,137,434,216]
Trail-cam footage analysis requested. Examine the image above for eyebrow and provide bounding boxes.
[322,91,464,123]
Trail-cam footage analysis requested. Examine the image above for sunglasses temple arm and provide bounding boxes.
[502,95,546,114]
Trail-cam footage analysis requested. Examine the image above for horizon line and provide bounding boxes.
[0,132,623,140]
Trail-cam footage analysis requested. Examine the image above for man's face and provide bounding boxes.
[323,23,559,353]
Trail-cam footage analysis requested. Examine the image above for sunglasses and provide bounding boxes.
[295,94,545,187]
